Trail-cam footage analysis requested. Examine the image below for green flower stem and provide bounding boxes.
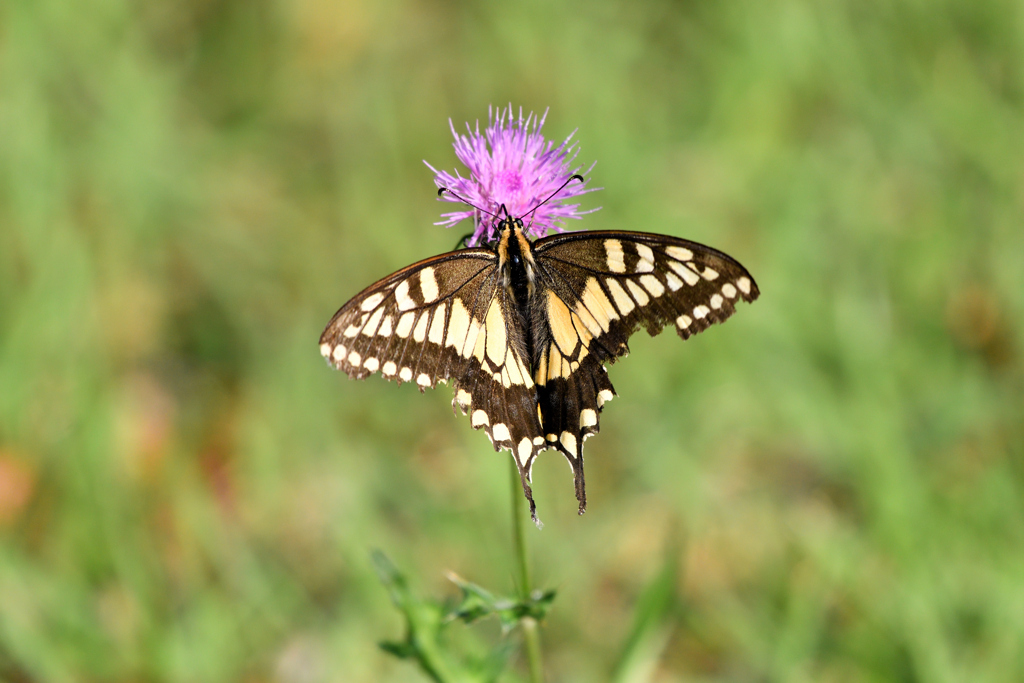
[511,457,544,683]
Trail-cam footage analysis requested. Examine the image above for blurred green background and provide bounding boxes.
[2,0,1024,680]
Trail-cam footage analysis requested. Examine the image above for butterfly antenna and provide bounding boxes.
[522,174,584,221]
[438,187,498,220]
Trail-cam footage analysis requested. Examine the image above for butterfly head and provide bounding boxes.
[495,214,526,236]
[493,206,530,251]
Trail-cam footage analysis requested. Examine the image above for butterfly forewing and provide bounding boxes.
[533,230,759,342]
[320,249,496,386]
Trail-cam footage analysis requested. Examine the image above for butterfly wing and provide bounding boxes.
[319,249,546,516]
[320,249,496,386]
[530,230,759,511]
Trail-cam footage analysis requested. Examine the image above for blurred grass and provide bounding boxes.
[2,0,1024,680]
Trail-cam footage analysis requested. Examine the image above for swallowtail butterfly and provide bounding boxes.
[320,190,759,523]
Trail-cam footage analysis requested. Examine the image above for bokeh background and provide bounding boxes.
[2,0,1024,681]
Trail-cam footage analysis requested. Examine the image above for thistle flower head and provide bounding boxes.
[426,105,598,247]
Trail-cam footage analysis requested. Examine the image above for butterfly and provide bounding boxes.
[320,181,759,524]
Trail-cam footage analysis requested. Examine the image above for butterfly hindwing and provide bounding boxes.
[445,281,541,454]
[447,285,548,517]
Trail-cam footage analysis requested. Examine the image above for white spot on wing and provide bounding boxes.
[399,367,413,381]
[412,313,429,342]
[559,431,577,456]
[737,277,752,295]
[664,271,683,291]
[505,349,526,386]
[472,409,489,426]
[597,389,614,407]
[693,305,710,319]
[360,292,384,311]
[626,279,650,306]
[580,409,597,428]
[665,246,693,261]
[383,361,397,376]
[464,318,484,360]
[676,314,692,329]
[605,279,635,315]
[348,351,361,367]
[635,244,655,272]
[579,277,618,332]
[722,283,738,299]
[605,239,626,273]
[492,423,511,441]
[361,307,385,336]
[710,293,724,309]
[446,298,471,349]
[702,267,719,281]
[378,315,393,337]
[639,274,665,297]
[485,299,507,365]
[427,303,446,344]
[517,438,531,466]
[668,260,700,285]
[395,280,416,311]
[456,389,471,409]
[419,267,439,302]
[332,344,347,361]
[417,373,431,386]
[320,343,331,358]
[395,312,416,338]
[363,357,379,372]
[547,290,579,356]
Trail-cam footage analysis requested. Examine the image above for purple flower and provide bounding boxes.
[425,105,599,247]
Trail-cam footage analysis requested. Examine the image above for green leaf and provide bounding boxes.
[446,572,557,632]
[372,551,533,683]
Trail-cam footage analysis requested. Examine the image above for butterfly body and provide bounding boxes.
[320,220,759,523]
[499,223,535,323]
